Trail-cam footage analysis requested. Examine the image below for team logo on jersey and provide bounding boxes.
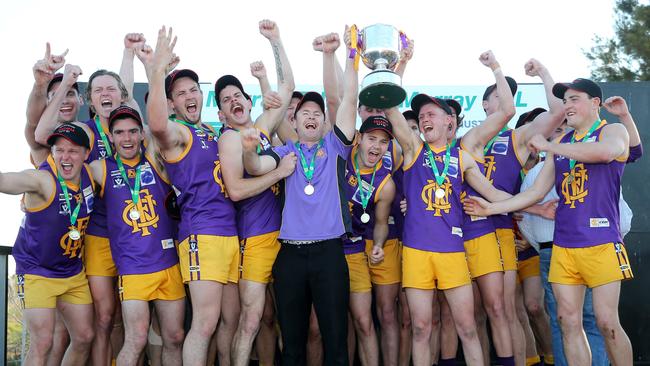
[316,149,326,158]
[83,185,94,213]
[59,216,90,258]
[58,192,83,215]
[382,150,393,171]
[561,163,588,208]
[213,160,227,197]
[259,135,272,151]
[489,136,510,155]
[348,174,358,187]
[271,182,281,196]
[122,189,160,236]
[353,179,375,204]
[423,155,459,178]
[483,156,496,183]
[421,179,452,217]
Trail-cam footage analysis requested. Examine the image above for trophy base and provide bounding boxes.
[360,70,406,109]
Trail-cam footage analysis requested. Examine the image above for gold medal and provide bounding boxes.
[129,209,140,221]
[69,229,81,241]
[360,212,370,223]
[304,183,315,196]
[435,188,445,199]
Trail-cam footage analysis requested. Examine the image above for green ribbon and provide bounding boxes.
[424,143,451,186]
[483,127,509,155]
[295,139,324,182]
[56,173,82,230]
[115,155,142,209]
[94,116,112,157]
[569,120,601,171]
[172,117,216,139]
[354,152,377,212]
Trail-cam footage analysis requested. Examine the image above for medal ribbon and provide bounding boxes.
[425,143,451,187]
[56,173,82,230]
[295,139,324,182]
[349,25,360,71]
[94,116,113,157]
[115,155,142,209]
[568,120,601,171]
[483,127,509,155]
[354,152,377,212]
[172,117,215,139]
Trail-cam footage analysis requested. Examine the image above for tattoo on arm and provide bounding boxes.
[272,43,284,83]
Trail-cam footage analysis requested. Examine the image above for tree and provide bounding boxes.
[584,0,650,81]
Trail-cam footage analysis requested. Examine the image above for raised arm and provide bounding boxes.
[461,51,516,157]
[528,124,629,164]
[241,128,282,176]
[34,64,82,145]
[394,37,414,78]
[384,107,420,166]
[0,169,51,196]
[218,130,295,201]
[464,156,556,217]
[314,32,344,123]
[335,26,360,141]
[254,20,295,135]
[518,59,565,142]
[140,26,185,153]
[120,33,146,113]
[603,96,641,149]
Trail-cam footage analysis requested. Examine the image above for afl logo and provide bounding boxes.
[492,143,507,154]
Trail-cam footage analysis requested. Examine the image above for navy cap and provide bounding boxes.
[552,78,602,105]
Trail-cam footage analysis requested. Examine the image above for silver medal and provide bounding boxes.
[360,212,370,223]
[304,183,315,196]
[129,209,140,220]
[435,188,445,199]
[69,229,81,241]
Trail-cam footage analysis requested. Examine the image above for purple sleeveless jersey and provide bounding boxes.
[102,154,179,275]
[163,123,237,241]
[402,143,465,253]
[343,144,393,255]
[13,156,95,278]
[553,122,625,248]
[388,141,405,241]
[82,118,111,238]
[483,129,524,230]
[458,138,495,241]
[221,127,281,239]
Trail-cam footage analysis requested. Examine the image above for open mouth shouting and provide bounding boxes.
[230,103,244,119]
[304,121,317,130]
[186,101,198,114]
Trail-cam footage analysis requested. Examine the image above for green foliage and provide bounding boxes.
[585,0,650,81]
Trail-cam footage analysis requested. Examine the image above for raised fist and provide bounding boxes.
[124,33,146,50]
[400,38,414,61]
[250,61,267,80]
[313,33,340,53]
[259,19,280,40]
[240,128,261,153]
[479,50,497,68]
[61,64,82,88]
[524,58,547,77]
[603,96,631,118]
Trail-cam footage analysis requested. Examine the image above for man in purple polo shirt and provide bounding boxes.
[240,26,359,365]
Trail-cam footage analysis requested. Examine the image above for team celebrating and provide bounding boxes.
[5,20,642,366]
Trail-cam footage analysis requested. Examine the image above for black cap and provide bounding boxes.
[411,93,453,117]
[292,91,304,100]
[47,73,79,94]
[515,107,547,129]
[165,69,199,98]
[443,99,462,116]
[294,91,325,117]
[109,105,143,131]
[552,78,602,105]
[214,74,251,109]
[482,76,518,101]
[47,123,90,149]
[359,116,393,138]
[402,109,417,121]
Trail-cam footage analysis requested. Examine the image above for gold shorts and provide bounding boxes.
[365,238,401,285]
[119,264,186,302]
[178,234,239,284]
[495,228,518,271]
[345,252,372,293]
[83,234,117,277]
[464,232,504,279]
[402,246,471,290]
[240,231,281,284]
[17,271,92,309]
[549,243,633,288]
[517,255,540,282]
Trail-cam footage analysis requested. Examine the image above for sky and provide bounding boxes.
[0,0,617,267]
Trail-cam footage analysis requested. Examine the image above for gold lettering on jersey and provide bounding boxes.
[483,156,496,183]
[561,163,588,208]
[122,189,159,236]
[213,160,228,197]
[271,182,280,196]
[421,179,452,217]
[59,216,90,258]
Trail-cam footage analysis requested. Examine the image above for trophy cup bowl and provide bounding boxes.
[358,24,407,109]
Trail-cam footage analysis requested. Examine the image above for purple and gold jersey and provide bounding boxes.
[101,154,178,275]
[222,127,281,239]
[343,144,393,254]
[458,147,495,241]
[388,141,405,241]
[483,129,524,230]
[82,118,111,238]
[163,123,237,241]
[402,143,465,253]
[13,155,95,278]
[553,121,626,248]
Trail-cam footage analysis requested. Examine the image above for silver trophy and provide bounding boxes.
[357,24,407,108]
